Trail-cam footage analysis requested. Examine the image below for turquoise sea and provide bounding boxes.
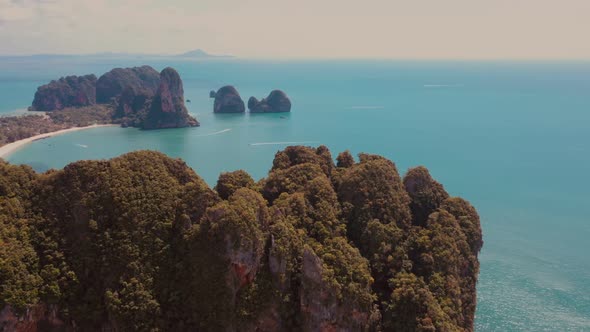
[1,57,589,331]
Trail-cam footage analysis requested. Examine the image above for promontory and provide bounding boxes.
[28,65,198,129]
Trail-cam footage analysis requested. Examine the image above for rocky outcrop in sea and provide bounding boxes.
[213,85,245,113]
[248,90,291,113]
[28,65,197,129]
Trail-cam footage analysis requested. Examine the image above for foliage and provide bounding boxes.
[0,105,113,147]
[48,104,114,126]
[403,166,450,226]
[215,170,257,200]
[0,146,482,331]
[335,153,412,247]
[0,161,41,313]
[271,145,334,176]
[0,115,66,146]
[336,150,355,168]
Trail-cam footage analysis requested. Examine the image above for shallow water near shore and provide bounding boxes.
[2,57,590,331]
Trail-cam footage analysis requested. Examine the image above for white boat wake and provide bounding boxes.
[423,84,463,88]
[249,141,319,146]
[350,106,384,110]
[75,144,88,148]
[196,128,231,137]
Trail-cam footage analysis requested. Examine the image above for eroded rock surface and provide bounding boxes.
[213,86,245,113]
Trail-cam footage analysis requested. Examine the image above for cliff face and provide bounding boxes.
[248,90,291,113]
[96,66,160,104]
[213,85,245,113]
[96,66,161,126]
[30,75,97,112]
[28,65,198,129]
[142,68,198,129]
[0,147,482,331]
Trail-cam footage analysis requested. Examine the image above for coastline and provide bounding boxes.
[0,124,118,159]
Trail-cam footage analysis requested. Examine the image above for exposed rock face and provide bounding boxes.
[30,75,97,112]
[27,65,197,129]
[97,66,160,124]
[248,90,291,113]
[142,68,199,129]
[0,304,66,332]
[113,87,152,126]
[300,247,372,331]
[213,86,245,113]
[96,66,160,104]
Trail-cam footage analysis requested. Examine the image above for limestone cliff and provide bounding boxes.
[30,75,97,112]
[142,67,198,129]
[213,85,245,113]
[28,65,198,129]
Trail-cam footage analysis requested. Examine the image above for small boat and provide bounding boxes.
[186,99,191,103]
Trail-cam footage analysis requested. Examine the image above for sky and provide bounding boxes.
[1,0,589,59]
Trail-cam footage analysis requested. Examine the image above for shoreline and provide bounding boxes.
[0,124,118,159]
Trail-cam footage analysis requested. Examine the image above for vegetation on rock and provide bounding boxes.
[0,146,482,331]
[0,105,113,146]
[30,75,97,112]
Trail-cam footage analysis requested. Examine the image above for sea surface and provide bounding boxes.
[1,57,589,331]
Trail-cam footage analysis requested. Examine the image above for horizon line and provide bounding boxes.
[1,52,590,62]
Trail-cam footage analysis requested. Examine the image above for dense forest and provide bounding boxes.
[0,105,113,146]
[0,146,482,331]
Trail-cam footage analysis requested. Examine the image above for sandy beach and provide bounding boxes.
[0,124,118,159]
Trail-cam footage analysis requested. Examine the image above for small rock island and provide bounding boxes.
[213,85,245,113]
[211,86,292,113]
[248,90,291,113]
[29,65,198,129]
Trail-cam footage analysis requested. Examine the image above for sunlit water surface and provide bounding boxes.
[1,57,589,331]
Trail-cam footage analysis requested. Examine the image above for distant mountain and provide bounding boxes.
[0,49,235,59]
[175,49,234,58]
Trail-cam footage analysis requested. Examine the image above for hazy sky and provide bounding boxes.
[1,0,589,59]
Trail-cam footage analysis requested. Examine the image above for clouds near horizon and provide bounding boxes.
[1,0,589,59]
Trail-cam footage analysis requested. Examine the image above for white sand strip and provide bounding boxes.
[0,124,118,159]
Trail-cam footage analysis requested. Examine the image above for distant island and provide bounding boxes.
[0,49,235,59]
[0,65,197,156]
[0,146,482,331]
[212,86,292,113]
[175,49,234,58]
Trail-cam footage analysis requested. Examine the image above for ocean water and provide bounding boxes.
[1,57,589,331]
